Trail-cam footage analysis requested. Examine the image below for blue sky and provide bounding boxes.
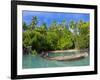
[22,10,90,27]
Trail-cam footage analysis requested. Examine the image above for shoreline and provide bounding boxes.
[46,49,89,53]
[45,52,88,61]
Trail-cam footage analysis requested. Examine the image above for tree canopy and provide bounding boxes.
[23,16,89,54]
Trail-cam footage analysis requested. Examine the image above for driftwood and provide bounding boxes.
[45,52,88,61]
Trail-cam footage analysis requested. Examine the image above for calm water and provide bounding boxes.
[22,51,89,69]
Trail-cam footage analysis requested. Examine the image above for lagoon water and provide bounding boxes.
[22,51,89,69]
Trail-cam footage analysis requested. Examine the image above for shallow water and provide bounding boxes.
[22,51,89,69]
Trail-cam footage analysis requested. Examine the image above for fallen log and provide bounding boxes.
[45,52,88,61]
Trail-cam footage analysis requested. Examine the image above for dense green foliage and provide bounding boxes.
[23,16,89,54]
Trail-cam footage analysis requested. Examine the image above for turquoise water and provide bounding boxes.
[22,51,89,69]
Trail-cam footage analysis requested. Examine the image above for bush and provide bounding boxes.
[31,50,37,56]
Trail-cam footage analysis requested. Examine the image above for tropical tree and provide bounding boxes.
[77,20,89,49]
[30,16,38,30]
[23,22,28,31]
[49,20,57,31]
[69,20,78,49]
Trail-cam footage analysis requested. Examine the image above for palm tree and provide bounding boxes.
[50,20,57,31]
[70,20,78,34]
[30,16,38,30]
[70,20,78,49]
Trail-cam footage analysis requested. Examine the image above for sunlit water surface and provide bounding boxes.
[23,51,89,69]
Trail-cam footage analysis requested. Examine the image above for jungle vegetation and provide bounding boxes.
[23,16,89,55]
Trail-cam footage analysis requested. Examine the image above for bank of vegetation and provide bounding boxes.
[23,16,89,55]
